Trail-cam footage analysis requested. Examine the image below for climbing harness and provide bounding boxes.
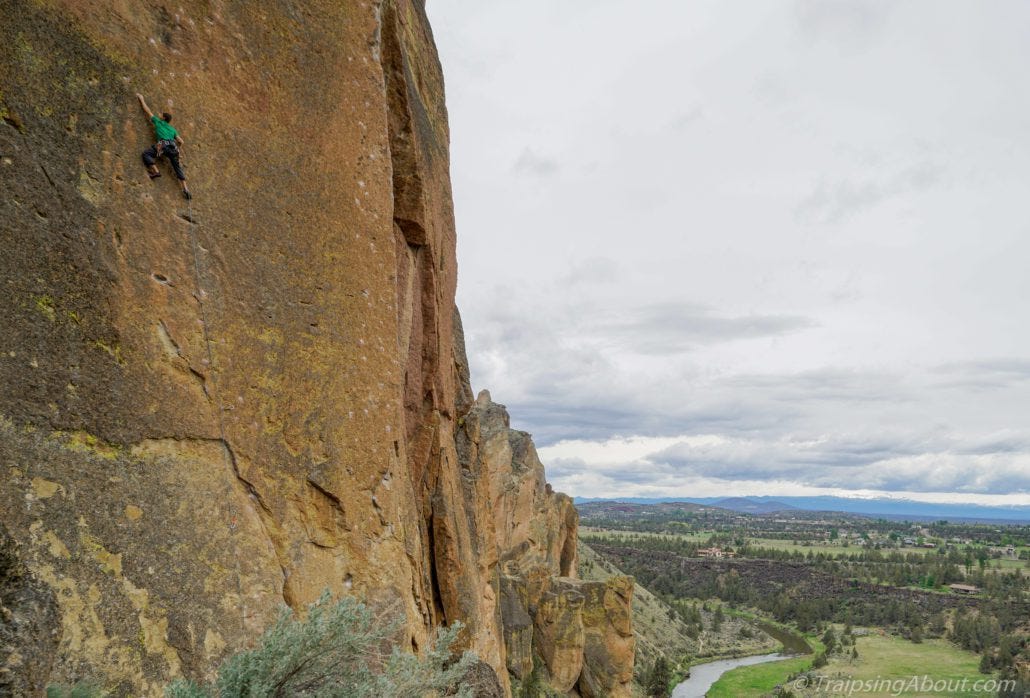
[184,190,250,629]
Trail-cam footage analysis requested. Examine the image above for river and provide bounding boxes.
[671,652,793,698]
[671,620,812,698]
[755,620,813,655]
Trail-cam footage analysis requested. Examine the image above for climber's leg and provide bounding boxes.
[142,145,161,179]
[165,151,191,199]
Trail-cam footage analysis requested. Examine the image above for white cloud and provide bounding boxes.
[537,425,1030,502]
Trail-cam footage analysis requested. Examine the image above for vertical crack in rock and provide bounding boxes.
[217,439,292,606]
[381,0,449,635]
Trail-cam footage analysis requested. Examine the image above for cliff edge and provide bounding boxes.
[0,1,632,696]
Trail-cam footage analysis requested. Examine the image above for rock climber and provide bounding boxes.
[136,93,191,199]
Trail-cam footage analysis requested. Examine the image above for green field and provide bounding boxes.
[706,654,812,698]
[703,626,822,698]
[709,633,988,698]
[990,557,1030,575]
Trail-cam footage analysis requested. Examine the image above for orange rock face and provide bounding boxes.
[0,1,632,695]
[460,393,635,696]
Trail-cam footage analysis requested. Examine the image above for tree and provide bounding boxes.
[821,627,836,652]
[646,656,672,698]
[711,605,724,632]
[165,591,475,698]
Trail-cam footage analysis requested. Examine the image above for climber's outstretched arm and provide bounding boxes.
[136,93,153,119]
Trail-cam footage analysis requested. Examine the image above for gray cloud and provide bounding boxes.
[512,147,559,176]
[669,106,704,130]
[724,368,913,405]
[510,398,793,446]
[593,303,817,355]
[561,257,621,286]
[794,0,892,48]
[932,359,1030,390]
[795,160,945,224]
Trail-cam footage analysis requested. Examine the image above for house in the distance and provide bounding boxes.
[698,547,736,559]
[948,583,980,595]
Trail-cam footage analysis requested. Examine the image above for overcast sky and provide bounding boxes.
[426,1,1030,505]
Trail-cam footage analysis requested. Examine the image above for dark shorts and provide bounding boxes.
[142,142,185,180]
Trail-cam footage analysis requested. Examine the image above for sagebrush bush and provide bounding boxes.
[165,591,475,698]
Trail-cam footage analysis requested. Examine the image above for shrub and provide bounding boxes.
[166,591,475,698]
[645,656,671,698]
[513,659,565,698]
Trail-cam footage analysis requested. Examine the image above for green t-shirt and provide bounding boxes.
[151,115,178,142]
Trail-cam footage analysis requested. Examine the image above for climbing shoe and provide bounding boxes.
[182,189,192,200]
[149,171,161,180]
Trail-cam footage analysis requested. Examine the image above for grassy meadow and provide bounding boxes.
[708,632,988,698]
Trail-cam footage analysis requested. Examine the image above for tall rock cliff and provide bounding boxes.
[0,1,632,696]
